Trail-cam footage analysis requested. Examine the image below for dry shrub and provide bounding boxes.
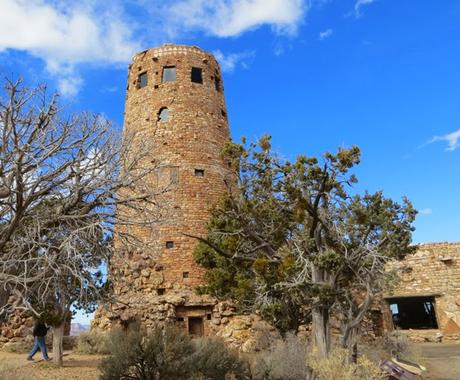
[99,325,250,380]
[192,337,250,379]
[308,348,385,380]
[1,338,32,354]
[250,334,385,380]
[380,330,422,363]
[250,333,309,380]
[75,329,110,354]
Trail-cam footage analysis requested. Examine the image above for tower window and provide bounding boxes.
[221,109,227,118]
[166,241,174,249]
[194,169,205,177]
[176,317,184,322]
[206,313,212,320]
[215,77,221,91]
[191,67,203,84]
[157,288,165,296]
[158,107,169,122]
[183,272,189,279]
[137,72,148,89]
[162,66,176,82]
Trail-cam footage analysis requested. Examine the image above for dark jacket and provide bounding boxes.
[33,321,48,337]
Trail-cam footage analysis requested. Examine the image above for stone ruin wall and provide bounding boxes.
[382,242,460,341]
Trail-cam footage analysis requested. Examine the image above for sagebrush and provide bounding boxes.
[99,325,250,380]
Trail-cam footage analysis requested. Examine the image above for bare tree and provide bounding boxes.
[0,78,162,365]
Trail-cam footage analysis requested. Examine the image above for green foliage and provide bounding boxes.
[194,134,417,344]
[99,325,249,380]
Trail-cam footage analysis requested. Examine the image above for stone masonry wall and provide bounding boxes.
[383,242,460,341]
[92,45,277,348]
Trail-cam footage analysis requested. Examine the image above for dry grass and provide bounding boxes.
[0,351,101,380]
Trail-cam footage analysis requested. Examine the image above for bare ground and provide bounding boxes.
[0,351,101,380]
[416,342,460,380]
[1,343,459,379]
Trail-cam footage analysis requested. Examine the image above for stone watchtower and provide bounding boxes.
[93,44,232,336]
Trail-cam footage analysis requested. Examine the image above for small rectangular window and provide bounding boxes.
[215,77,221,91]
[206,313,212,320]
[183,272,189,279]
[176,317,184,322]
[194,169,205,177]
[157,288,165,295]
[191,67,203,83]
[166,241,174,249]
[138,72,148,88]
[162,66,176,82]
[221,109,227,118]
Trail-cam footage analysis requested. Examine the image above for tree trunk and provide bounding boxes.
[52,322,65,366]
[341,324,359,364]
[311,264,332,359]
[312,305,331,359]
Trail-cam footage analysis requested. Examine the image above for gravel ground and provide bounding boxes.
[416,342,460,380]
[0,351,101,380]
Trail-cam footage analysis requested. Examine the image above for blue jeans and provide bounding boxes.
[28,336,49,360]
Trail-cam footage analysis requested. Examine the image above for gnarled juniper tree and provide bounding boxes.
[193,135,416,360]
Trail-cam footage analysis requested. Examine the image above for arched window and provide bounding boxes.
[158,107,169,122]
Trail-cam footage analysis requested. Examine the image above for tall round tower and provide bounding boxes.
[95,44,233,336]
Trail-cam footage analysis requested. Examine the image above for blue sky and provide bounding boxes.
[1,1,460,321]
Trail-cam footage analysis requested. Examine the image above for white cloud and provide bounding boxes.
[355,0,375,18]
[0,0,140,95]
[57,75,83,97]
[427,129,460,151]
[213,50,255,72]
[319,29,333,41]
[169,0,308,37]
[419,208,432,215]
[0,0,310,95]
[0,0,138,66]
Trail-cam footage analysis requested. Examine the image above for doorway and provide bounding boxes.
[389,296,438,329]
[188,317,204,337]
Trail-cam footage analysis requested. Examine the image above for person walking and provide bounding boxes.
[27,320,50,361]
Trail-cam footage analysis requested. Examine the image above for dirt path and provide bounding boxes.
[416,343,460,380]
[0,351,102,380]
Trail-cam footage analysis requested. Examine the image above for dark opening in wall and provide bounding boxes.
[215,77,221,91]
[206,313,212,321]
[158,107,169,122]
[389,296,438,329]
[157,288,165,296]
[137,72,148,89]
[162,66,176,82]
[194,169,205,177]
[183,272,189,279]
[176,317,184,322]
[188,317,204,336]
[191,67,203,83]
[221,109,227,117]
[166,241,174,249]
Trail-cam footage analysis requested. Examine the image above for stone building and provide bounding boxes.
[382,242,460,341]
[92,44,278,348]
